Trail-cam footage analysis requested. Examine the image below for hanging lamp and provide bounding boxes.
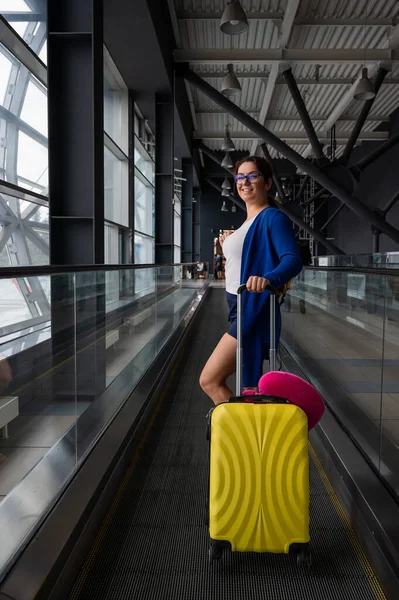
[221,152,234,169]
[354,67,375,101]
[222,176,232,189]
[354,5,375,102]
[220,0,248,35]
[221,125,236,150]
[221,64,241,97]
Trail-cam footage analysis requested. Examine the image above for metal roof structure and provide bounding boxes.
[170,0,399,158]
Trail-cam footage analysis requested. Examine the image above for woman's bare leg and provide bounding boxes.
[200,333,236,405]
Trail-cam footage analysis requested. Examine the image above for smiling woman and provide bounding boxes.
[199,156,303,405]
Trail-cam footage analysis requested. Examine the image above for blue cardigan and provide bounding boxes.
[240,206,302,386]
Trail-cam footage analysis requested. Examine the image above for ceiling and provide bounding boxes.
[169,0,399,159]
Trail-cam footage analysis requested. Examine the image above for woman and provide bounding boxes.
[199,156,302,405]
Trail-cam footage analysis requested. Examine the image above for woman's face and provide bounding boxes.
[235,161,272,204]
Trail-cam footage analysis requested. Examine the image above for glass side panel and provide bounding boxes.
[281,267,399,497]
[0,264,207,581]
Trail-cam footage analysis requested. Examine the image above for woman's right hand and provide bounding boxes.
[219,231,232,246]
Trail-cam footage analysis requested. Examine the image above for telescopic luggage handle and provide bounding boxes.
[236,283,277,396]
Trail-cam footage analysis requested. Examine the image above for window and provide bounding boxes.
[134,126,155,266]
[173,167,182,265]
[17,131,48,190]
[20,79,48,136]
[0,30,49,277]
[103,48,129,309]
[0,0,47,60]
[0,43,48,193]
[104,145,129,227]
[134,232,155,264]
[103,48,128,155]
[135,169,154,237]
[0,195,49,267]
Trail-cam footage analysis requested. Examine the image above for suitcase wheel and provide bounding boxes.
[209,542,223,564]
[296,546,312,569]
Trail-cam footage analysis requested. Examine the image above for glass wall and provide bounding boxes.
[0,9,50,346]
[0,264,206,581]
[134,112,155,294]
[281,266,399,499]
[0,2,46,62]
[103,48,129,308]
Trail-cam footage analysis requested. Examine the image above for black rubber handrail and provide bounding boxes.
[305,266,399,277]
[0,262,205,278]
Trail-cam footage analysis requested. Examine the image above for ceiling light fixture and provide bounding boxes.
[221,201,229,211]
[222,176,232,189]
[220,0,248,35]
[221,64,241,97]
[354,4,375,102]
[221,125,236,150]
[221,152,234,169]
[354,67,375,101]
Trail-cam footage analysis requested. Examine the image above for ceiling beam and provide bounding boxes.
[166,0,181,48]
[249,0,300,155]
[192,73,399,84]
[174,48,399,64]
[177,12,399,27]
[278,0,301,49]
[303,22,399,157]
[183,67,399,245]
[194,131,389,142]
[250,64,278,155]
[0,12,44,22]
[390,22,399,50]
[322,64,381,132]
[0,16,47,86]
[195,109,389,122]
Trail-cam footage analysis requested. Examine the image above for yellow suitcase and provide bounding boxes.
[208,401,310,562]
[207,285,310,565]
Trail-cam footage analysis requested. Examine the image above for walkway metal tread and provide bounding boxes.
[68,288,385,600]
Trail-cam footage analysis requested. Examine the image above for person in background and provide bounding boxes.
[0,355,12,391]
[200,156,302,405]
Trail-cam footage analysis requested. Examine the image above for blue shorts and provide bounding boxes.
[226,292,238,338]
[226,290,271,357]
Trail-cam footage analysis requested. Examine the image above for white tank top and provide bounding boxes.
[223,216,256,295]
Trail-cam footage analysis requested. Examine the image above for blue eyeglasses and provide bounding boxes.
[233,172,263,184]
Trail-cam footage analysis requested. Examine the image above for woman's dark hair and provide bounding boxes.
[234,156,278,208]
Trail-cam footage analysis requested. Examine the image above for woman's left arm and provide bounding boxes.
[262,210,303,289]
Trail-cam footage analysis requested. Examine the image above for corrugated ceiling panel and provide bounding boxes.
[179,18,279,49]
[343,85,399,118]
[269,84,354,119]
[175,0,398,19]
[177,0,399,157]
[192,77,265,109]
[296,0,399,19]
[206,139,253,152]
[175,0,287,12]
[196,113,255,131]
[290,24,389,50]
[191,64,270,76]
